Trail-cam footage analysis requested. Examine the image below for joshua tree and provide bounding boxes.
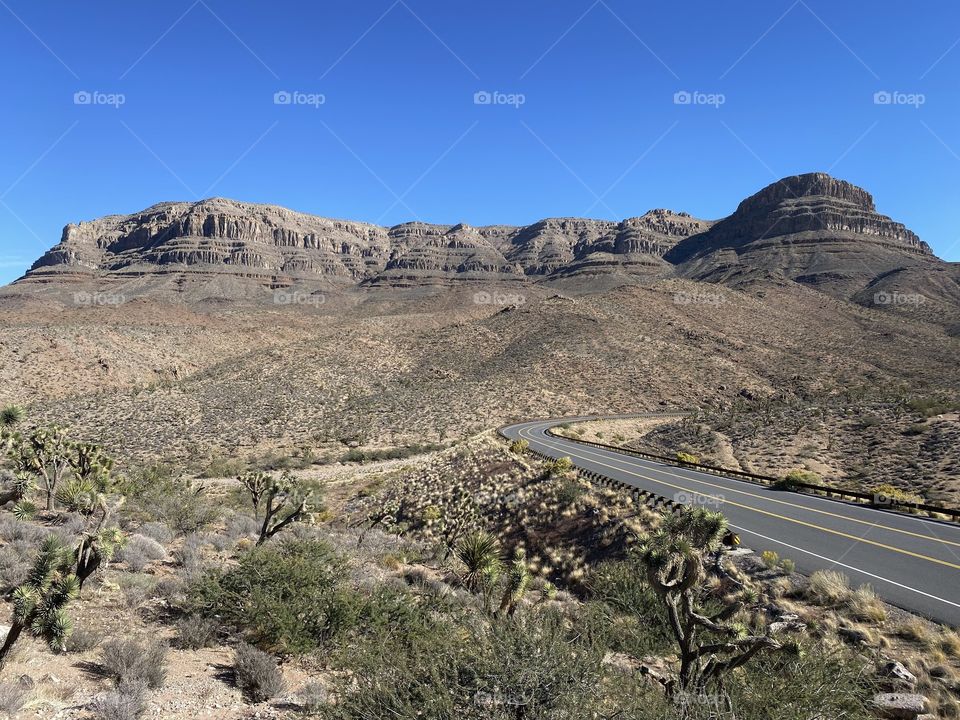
[239,471,313,546]
[11,426,72,511]
[498,547,530,616]
[640,508,780,702]
[0,536,79,672]
[454,530,502,595]
[75,526,125,592]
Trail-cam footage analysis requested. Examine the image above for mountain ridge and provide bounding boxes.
[9,173,951,301]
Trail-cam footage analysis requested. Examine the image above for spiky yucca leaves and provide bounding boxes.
[0,536,79,671]
[639,508,780,702]
[75,527,125,592]
[68,442,115,493]
[238,471,273,520]
[251,471,314,546]
[0,406,23,428]
[499,548,530,616]
[454,531,503,594]
[11,426,72,512]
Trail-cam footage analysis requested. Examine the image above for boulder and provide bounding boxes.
[869,693,928,720]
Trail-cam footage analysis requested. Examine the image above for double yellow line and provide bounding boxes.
[521,425,960,571]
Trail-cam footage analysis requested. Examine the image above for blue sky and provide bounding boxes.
[1,0,959,284]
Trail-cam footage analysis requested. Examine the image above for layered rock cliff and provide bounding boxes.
[13,173,948,302]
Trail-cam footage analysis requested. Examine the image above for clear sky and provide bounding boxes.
[2,0,959,284]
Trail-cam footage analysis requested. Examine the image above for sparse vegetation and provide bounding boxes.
[234,641,285,702]
[98,638,168,689]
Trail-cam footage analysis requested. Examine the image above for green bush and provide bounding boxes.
[187,538,357,654]
[508,439,529,455]
[675,451,700,464]
[325,599,661,720]
[761,550,780,570]
[544,456,573,476]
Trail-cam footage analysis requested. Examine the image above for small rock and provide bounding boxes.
[869,693,928,720]
[880,661,917,688]
[838,627,871,646]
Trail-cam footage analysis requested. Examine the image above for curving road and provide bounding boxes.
[503,416,960,627]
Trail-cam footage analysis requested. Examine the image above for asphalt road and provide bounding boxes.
[502,417,960,627]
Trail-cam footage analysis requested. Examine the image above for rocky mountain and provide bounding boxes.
[16,197,709,292]
[9,173,956,310]
[665,173,942,296]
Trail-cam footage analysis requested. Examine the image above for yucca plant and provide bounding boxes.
[11,426,72,511]
[640,508,780,702]
[239,471,314,546]
[0,405,23,428]
[498,547,530,616]
[75,527,126,592]
[454,530,502,594]
[0,536,79,672]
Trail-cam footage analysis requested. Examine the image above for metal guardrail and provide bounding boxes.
[502,424,960,523]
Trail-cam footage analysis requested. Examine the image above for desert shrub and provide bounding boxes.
[0,680,29,715]
[297,681,329,714]
[119,534,167,572]
[326,599,659,720]
[903,423,927,436]
[234,642,285,702]
[871,483,922,505]
[675,451,700,464]
[761,550,780,569]
[89,680,148,720]
[805,570,851,606]
[721,643,875,720]
[64,625,103,653]
[896,618,934,647]
[0,544,30,592]
[126,474,218,535]
[940,630,960,658]
[200,456,247,478]
[585,560,670,657]
[556,478,586,505]
[99,638,168,689]
[341,444,442,463]
[136,522,174,545]
[508,439,528,455]
[175,613,219,649]
[780,558,796,574]
[544,456,573,476]
[906,396,953,418]
[778,469,821,489]
[187,538,356,654]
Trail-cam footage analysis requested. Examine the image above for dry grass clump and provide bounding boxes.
[940,629,960,659]
[847,585,887,623]
[805,570,851,606]
[896,618,935,648]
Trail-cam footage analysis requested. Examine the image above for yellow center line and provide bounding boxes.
[534,426,960,550]
[521,426,960,572]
